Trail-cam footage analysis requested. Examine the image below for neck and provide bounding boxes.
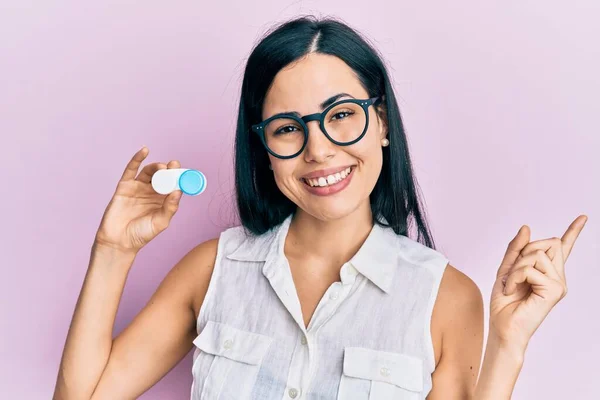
[285,202,374,267]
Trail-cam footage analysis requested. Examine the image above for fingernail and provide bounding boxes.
[502,275,507,285]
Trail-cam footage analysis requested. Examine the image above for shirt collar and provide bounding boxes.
[225,216,289,263]
[226,214,399,293]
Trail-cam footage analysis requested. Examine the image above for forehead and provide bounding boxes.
[262,53,368,119]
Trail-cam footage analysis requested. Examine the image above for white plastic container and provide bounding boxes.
[151,168,207,196]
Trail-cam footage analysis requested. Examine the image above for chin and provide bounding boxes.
[301,198,365,222]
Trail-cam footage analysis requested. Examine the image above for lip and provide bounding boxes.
[301,165,355,180]
[301,166,356,197]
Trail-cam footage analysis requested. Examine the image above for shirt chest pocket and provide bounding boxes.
[337,347,424,400]
[192,321,272,399]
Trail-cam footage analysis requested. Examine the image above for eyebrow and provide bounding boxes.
[272,92,355,119]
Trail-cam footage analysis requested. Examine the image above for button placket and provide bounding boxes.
[328,281,343,302]
[308,281,352,334]
[281,329,310,400]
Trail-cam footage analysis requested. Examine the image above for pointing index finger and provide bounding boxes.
[561,215,588,261]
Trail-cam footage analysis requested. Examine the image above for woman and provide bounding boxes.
[54,16,587,399]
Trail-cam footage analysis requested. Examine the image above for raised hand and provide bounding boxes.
[490,215,588,350]
[94,147,183,255]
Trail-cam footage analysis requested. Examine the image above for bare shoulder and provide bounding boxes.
[438,264,482,311]
[431,264,484,366]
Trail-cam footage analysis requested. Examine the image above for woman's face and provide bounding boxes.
[262,53,387,221]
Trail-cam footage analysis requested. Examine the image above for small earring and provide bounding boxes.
[381,138,389,147]
[268,164,273,170]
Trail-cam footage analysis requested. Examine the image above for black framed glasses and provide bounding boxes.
[251,97,381,159]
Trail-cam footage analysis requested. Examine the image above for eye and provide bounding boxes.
[331,110,354,121]
[274,125,300,135]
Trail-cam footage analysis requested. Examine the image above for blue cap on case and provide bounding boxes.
[178,169,206,196]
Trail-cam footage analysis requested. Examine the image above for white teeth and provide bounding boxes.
[304,167,353,188]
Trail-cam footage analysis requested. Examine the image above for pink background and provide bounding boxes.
[2,1,598,399]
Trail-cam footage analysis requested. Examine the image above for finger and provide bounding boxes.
[497,225,531,278]
[561,215,588,261]
[517,237,561,261]
[167,160,181,169]
[554,243,566,284]
[504,265,552,296]
[507,250,559,280]
[152,190,183,233]
[504,265,567,302]
[136,162,167,184]
[120,146,149,181]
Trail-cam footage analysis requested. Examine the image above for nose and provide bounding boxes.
[303,120,336,163]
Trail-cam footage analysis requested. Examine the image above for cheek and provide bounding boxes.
[357,119,383,151]
[352,135,382,165]
[351,137,384,181]
[271,160,299,186]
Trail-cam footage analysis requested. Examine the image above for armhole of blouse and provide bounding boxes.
[194,228,232,335]
[424,256,450,373]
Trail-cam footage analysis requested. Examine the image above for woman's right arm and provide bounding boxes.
[53,147,218,399]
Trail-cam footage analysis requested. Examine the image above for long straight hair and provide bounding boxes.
[234,16,437,250]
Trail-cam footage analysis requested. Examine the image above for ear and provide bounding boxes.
[375,97,388,139]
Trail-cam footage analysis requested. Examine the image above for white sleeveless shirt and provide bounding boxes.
[190,214,449,399]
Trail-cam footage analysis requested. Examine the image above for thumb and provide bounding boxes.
[153,190,183,232]
[170,189,183,202]
[166,189,183,210]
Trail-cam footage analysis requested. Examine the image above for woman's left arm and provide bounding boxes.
[427,265,485,400]
[474,214,588,400]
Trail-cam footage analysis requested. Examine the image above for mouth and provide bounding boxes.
[301,166,356,188]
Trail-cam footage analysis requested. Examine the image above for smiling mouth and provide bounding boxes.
[301,166,355,187]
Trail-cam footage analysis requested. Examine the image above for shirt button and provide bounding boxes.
[223,339,233,349]
[329,291,339,300]
[288,388,299,398]
[300,336,308,345]
[380,367,390,377]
